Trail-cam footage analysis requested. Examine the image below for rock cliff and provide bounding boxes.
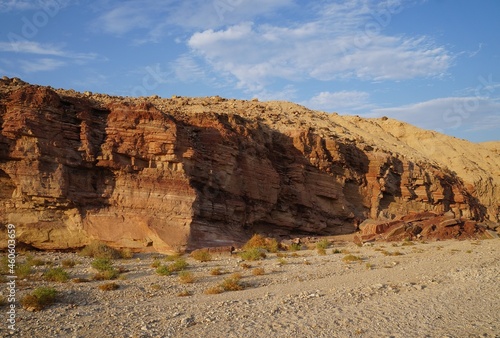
[0,78,498,252]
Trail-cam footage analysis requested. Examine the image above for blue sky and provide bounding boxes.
[1,0,499,142]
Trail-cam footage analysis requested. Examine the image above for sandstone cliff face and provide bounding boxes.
[0,78,498,252]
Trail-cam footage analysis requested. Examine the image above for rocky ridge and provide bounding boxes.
[0,77,498,252]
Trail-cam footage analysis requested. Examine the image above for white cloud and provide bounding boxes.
[304,91,372,112]
[170,54,208,83]
[0,41,98,61]
[92,0,294,40]
[97,3,152,35]
[186,1,452,95]
[0,41,65,56]
[19,58,66,72]
[0,0,73,12]
[370,97,500,133]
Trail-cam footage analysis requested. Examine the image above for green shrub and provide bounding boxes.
[239,248,266,261]
[91,258,113,271]
[21,287,57,311]
[316,239,330,250]
[91,258,118,280]
[190,249,212,262]
[288,243,302,251]
[156,265,171,276]
[168,258,188,272]
[44,267,69,282]
[15,262,32,279]
[178,271,195,284]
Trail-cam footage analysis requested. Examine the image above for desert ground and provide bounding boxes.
[1,237,499,338]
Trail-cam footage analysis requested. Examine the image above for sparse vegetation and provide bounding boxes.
[190,249,212,262]
[44,267,69,282]
[15,262,32,279]
[91,258,113,271]
[61,259,77,268]
[252,267,265,276]
[91,258,119,280]
[168,258,188,272]
[220,273,244,291]
[317,248,327,255]
[243,234,278,253]
[178,271,195,284]
[332,249,342,254]
[98,282,119,291]
[26,255,46,266]
[402,240,415,246]
[210,267,223,276]
[240,263,252,269]
[342,254,362,263]
[20,287,57,311]
[288,243,302,252]
[239,248,266,261]
[277,257,287,266]
[151,259,161,268]
[165,253,182,262]
[79,242,121,259]
[204,286,223,294]
[120,248,134,259]
[72,278,90,283]
[316,239,330,250]
[156,265,171,276]
[177,290,192,297]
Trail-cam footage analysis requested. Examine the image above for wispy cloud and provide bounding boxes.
[304,91,373,112]
[0,0,74,12]
[19,58,66,72]
[186,1,452,95]
[0,41,98,60]
[91,0,294,42]
[370,96,500,133]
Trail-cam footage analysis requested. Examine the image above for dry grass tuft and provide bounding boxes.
[342,254,362,263]
[178,271,195,284]
[252,267,265,276]
[98,282,119,291]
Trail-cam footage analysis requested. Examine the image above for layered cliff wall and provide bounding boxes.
[0,78,498,252]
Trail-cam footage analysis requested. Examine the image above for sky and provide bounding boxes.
[0,0,499,143]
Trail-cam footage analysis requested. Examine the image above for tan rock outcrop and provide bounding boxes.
[0,78,498,252]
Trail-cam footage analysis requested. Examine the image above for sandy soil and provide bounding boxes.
[2,238,499,338]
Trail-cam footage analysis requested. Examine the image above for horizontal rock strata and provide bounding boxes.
[0,78,498,252]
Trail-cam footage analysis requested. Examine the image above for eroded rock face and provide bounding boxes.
[0,79,498,252]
